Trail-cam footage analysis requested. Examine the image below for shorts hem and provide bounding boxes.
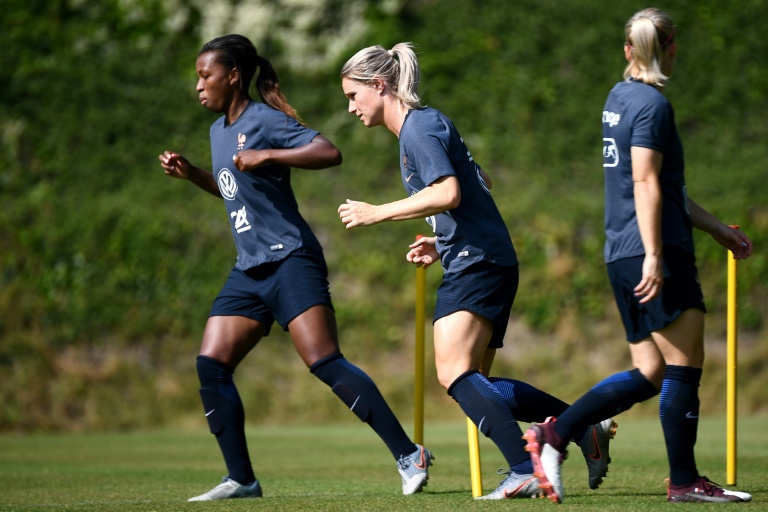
[433,303,496,324]
[624,305,706,342]
[280,300,334,331]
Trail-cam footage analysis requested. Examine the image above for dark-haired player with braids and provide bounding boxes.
[159,34,431,501]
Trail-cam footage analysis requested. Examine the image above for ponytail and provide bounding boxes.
[253,56,305,125]
[341,42,422,109]
[389,43,421,109]
[623,8,675,88]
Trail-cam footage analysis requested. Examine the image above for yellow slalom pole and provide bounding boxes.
[726,226,739,485]
[412,233,481,495]
[414,235,426,446]
[467,417,483,497]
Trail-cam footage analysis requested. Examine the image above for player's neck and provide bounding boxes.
[387,101,412,138]
[225,96,252,126]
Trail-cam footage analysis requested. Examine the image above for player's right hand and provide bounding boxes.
[159,151,192,179]
[634,253,663,303]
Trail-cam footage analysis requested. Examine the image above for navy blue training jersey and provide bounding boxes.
[601,79,693,263]
[399,107,517,273]
[210,101,323,270]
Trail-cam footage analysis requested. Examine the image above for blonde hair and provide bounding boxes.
[623,8,675,88]
[340,42,422,109]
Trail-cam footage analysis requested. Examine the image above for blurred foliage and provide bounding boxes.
[1,0,766,431]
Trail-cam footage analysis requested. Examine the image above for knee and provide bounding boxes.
[635,361,665,389]
[632,348,666,389]
[308,352,343,377]
[195,356,237,435]
[436,367,459,391]
[197,355,230,377]
[435,356,476,391]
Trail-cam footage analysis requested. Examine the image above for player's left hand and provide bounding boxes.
[406,237,438,268]
[711,225,753,260]
[232,150,269,172]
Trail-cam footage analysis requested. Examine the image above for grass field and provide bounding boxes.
[1,416,766,511]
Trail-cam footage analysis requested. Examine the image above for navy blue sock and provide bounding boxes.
[554,369,658,451]
[310,353,416,460]
[449,371,531,471]
[488,377,589,443]
[660,365,702,485]
[196,355,256,485]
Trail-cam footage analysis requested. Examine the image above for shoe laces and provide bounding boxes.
[668,475,723,497]
[496,468,512,478]
[494,468,522,485]
[697,476,724,496]
[396,454,412,470]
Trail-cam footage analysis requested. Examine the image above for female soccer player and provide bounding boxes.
[524,8,753,504]
[338,42,616,500]
[159,34,431,501]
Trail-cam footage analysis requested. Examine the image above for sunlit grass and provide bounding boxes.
[1,416,765,511]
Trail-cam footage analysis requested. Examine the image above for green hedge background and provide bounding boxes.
[2,0,766,431]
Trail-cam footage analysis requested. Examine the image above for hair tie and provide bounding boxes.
[661,28,675,47]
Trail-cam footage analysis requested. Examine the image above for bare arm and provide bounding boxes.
[232,135,342,172]
[631,146,664,303]
[338,176,461,229]
[688,198,753,260]
[158,151,221,198]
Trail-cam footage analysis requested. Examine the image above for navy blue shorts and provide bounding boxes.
[209,248,333,335]
[607,246,706,342]
[434,262,518,349]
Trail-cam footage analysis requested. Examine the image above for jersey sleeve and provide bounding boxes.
[262,107,320,150]
[407,117,457,186]
[630,96,672,152]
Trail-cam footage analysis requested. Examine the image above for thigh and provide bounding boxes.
[629,337,666,388]
[199,315,268,368]
[433,310,493,389]
[434,263,517,349]
[287,305,341,366]
[651,308,705,368]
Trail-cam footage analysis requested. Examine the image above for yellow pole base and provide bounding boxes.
[467,417,482,498]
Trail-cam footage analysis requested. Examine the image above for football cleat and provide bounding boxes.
[397,444,434,495]
[579,418,618,489]
[666,476,752,503]
[524,417,567,503]
[187,476,262,501]
[476,469,543,500]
